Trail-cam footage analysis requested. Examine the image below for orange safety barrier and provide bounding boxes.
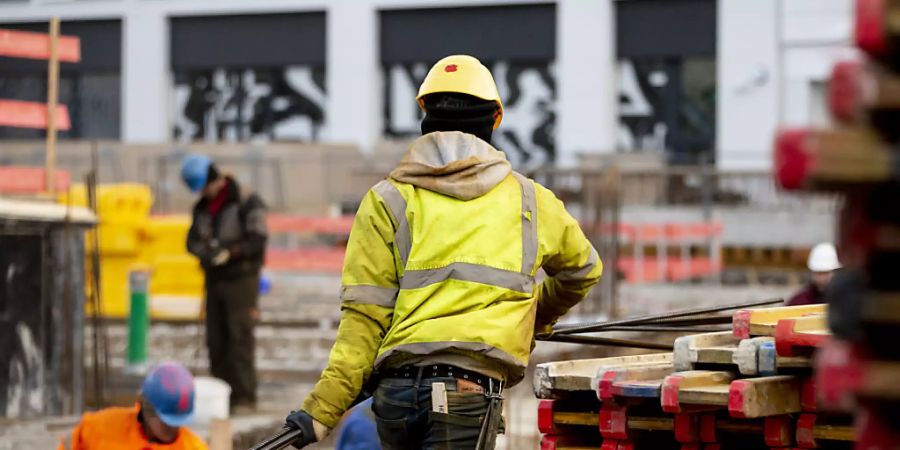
[617,257,721,283]
[265,247,345,273]
[0,99,71,130]
[0,166,70,194]
[0,28,81,62]
[266,215,353,234]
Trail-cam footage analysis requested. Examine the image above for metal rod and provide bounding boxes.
[248,428,303,450]
[593,326,731,333]
[537,334,674,350]
[552,298,784,335]
[643,316,734,326]
[45,16,60,194]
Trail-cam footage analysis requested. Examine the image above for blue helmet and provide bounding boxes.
[142,362,195,427]
[181,154,212,193]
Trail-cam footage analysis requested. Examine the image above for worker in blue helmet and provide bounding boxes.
[181,154,268,413]
[58,362,207,449]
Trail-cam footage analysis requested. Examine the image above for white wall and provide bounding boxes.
[717,0,780,170]
[557,0,617,167]
[717,0,855,170]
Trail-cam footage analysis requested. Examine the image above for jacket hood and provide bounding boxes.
[389,131,511,200]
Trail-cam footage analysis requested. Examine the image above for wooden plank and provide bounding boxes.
[534,353,672,398]
[595,362,674,401]
[610,379,664,400]
[758,341,812,376]
[0,99,71,130]
[662,371,735,413]
[732,304,826,339]
[553,411,598,427]
[46,17,60,194]
[674,331,741,371]
[773,315,829,357]
[733,337,774,376]
[728,376,801,418]
[796,413,855,447]
[0,28,80,62]
[540,434,601,450]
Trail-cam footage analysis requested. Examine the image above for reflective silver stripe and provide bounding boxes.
[512,172,538,275]
[373,180,411,268]
[340,285,399,307]
[555,247,600,281]
[400,262,534,293]
[374,341,526,372]
[62,433,72,450]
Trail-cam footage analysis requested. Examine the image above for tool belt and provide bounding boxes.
[379,364,503,395]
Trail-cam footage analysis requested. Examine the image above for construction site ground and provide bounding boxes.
[2,272,792,449]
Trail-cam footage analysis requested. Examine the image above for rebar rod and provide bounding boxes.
[537,334,674,350]
[553,297,783,335]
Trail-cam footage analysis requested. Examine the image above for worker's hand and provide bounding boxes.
[284,410,328,448]
[211,249,230,266]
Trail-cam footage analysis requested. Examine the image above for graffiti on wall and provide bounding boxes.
[384,61,556,170]
[617,60,668,153]
[0,235,44,419]
[173,66,327,142]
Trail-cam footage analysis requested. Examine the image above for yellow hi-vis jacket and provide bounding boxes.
[302,131,602,427]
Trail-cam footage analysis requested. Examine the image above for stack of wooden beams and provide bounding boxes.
[533,305,854,450]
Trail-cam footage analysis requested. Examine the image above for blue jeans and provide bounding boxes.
[371,374,502,450]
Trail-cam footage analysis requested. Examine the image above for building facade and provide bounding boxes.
[0,0,854,169]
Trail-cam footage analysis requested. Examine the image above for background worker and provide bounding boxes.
[182,154,268,413]
[787,242,841,306]
[58,362,206,450]
[284,54,602,449]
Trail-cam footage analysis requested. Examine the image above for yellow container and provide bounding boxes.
[140,215,193,260]
[149,255,204,294]
[93,223,141,255]
[87,255,142,318]
[60,183,153,225]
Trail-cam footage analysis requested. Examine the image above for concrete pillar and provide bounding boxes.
[123,9,169,143]
[556,0,617,168]
[325,3,380,153]
[717,0,779,170]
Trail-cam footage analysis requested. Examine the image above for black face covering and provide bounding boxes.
[420,93,498,144]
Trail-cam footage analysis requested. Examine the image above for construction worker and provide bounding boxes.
[335,398,381,450]
[284,55,602,449]
[787,242,841,306]
[58,362,207,450]
[182,155,268,413]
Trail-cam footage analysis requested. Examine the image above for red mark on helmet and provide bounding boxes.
[444,64,458,72]
[178,386,190,411]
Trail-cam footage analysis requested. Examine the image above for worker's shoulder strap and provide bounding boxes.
[371,174,538,276]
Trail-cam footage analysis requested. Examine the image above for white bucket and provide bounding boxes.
[193,376,231,425]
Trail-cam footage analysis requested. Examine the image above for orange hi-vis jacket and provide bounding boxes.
[58,404,207,450]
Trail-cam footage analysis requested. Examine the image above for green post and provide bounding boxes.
[127,270,149,367]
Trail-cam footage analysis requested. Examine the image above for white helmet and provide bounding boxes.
[807,243,841,272]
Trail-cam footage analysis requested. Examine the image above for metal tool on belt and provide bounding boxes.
[474,378,504,450]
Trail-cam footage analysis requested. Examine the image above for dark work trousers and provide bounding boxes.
[205,274,259,407]
[372,373,503,450]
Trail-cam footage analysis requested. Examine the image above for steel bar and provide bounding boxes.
[593,326,731,333]
[537,334,674,350]
[552,298,784,335]
[249,428,303,450]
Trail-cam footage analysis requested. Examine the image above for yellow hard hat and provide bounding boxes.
[417,55,504,129]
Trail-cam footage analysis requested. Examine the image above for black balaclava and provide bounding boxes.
[206,163,220,186]
[421,93,498,144]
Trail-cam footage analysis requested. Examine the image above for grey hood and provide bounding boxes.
[389,131,512,200]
